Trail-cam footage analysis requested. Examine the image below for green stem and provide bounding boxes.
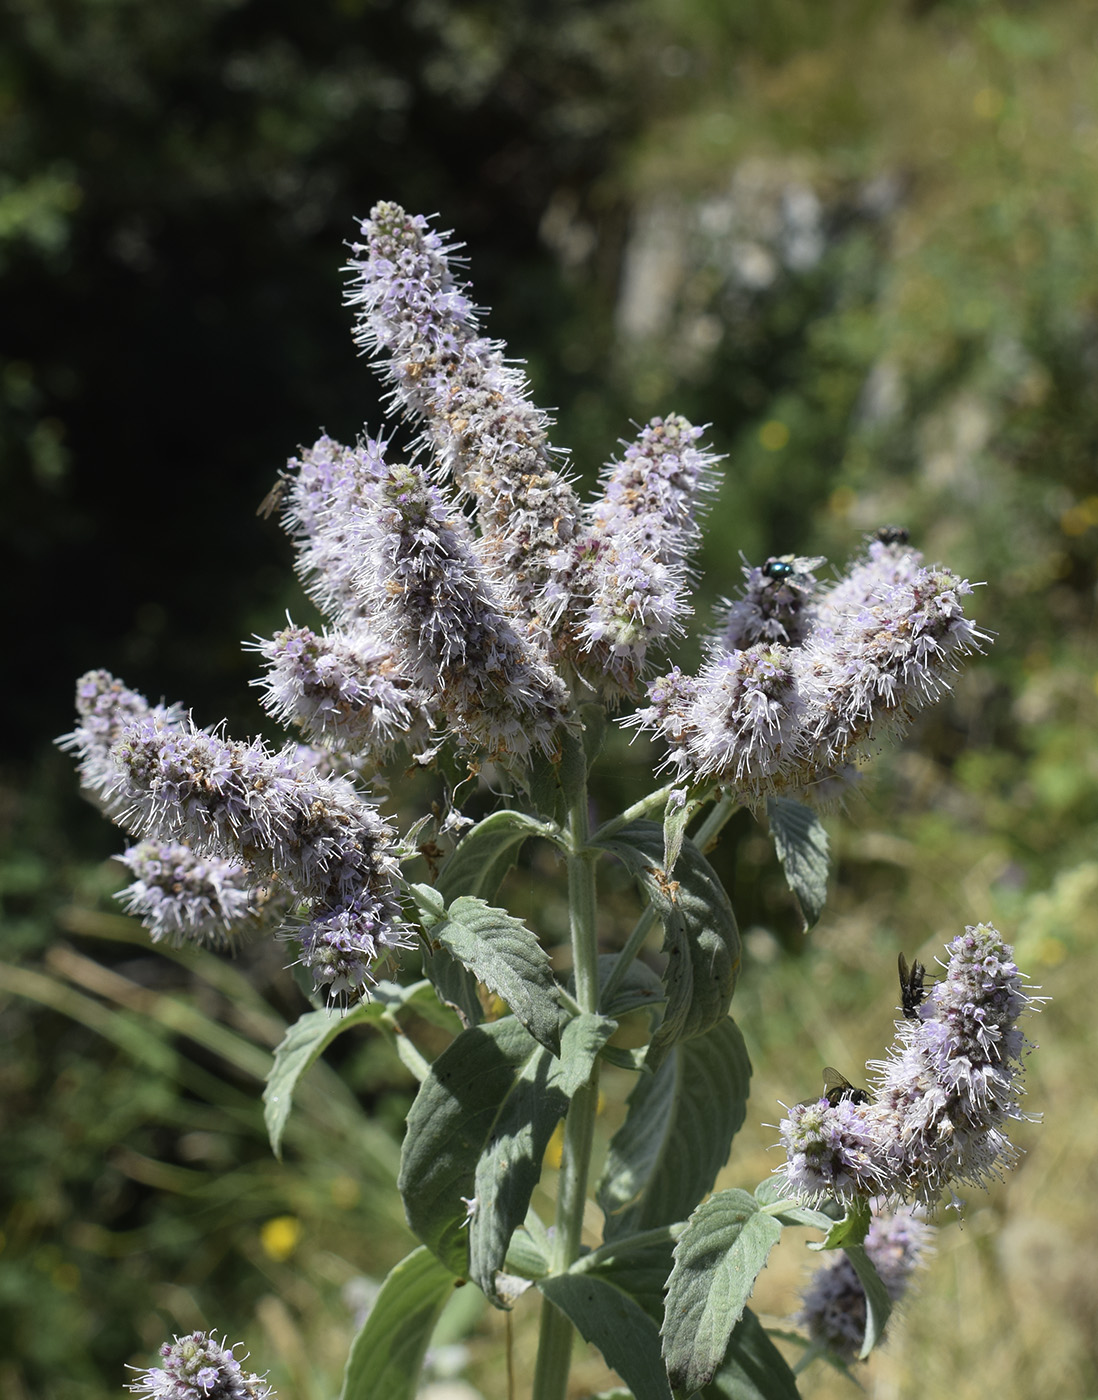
[692,791,738,853]
[531,780,601,1400]
[591,780,678,842]
[598,903,657,1008]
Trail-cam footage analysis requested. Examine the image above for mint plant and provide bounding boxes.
[63,203,1039,1400]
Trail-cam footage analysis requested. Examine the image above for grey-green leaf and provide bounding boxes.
[595,821,740,1070]
[662,1189,783,1396]
[538,1272,672,1400]
[597,1018,751,1241]
[468,1013,613,1301]
[572,1229,677,1324]
[430,896,566,1054]
[399,1014,612,1297]
[436,809,557,904]
[844,1242,893,1359]
[766,797,829,931]
[700,1307,802,1400]
[263,1001,374,1158]
[339,1245,457,1400]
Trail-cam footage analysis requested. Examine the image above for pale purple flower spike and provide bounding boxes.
[346,201,580,633]
[633,539,986,804]
[797,1206,932,1362]
[570,415,719,696]
[127,1330,275,1399]
[779,923,1038,1206]
[106,713,410,997]
[116,840,265,946]
[356,458,571,760]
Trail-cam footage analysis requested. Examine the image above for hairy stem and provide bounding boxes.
[532,779,601,1400]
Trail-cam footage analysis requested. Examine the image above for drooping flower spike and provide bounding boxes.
[105,711,410,997]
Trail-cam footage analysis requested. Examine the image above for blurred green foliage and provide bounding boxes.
[4,0,1098,1395]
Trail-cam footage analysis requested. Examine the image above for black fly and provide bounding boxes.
[820,1067,871,1107]
[898,952,928,1019]
[874,525,910,546]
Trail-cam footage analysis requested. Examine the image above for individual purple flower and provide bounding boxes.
[717,554,824,651]
[778,924,1038,1206]
[58,670,186,813]
[106,713,410,996]
[628,645,801,800]
[345,201,581,633]
[567,415,720,696]
[356,458,571,761]
[250,622,433,759]
[797,1206,932,1363]
[279,434,389,626]
[116,840,271,946]
[127,1330,275,1399]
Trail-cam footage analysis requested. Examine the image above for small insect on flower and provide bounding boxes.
[798,1067,871,1107]
[762,553,827,588]
[873,525,910,545]
[897,951,928,1019]
[821,1067,871,1107]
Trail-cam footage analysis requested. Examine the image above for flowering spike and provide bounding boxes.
[127,1330,275,1399]
[628,645,802,799]
[568,415,720,696]
[797,1206,932,1362]
[106,711,409,997]
[356,458,572,761]
[279,434,390,627]
[792,554,987,777]
[116,840,273,946]
[250,622,433,760]
[345,201,581,632]
[778,924,1039,1206]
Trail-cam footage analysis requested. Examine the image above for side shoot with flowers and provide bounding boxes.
[61,203,1040,1400]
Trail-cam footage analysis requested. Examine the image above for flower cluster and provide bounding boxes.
[116,840,267,946]
[566,415,719,696]
[633,535,985,804]
[251,622,431,759]
[346,201,581,632]
[106,715,409,996]
[127,1331,274,1400]
[797,1206,932,1363]
[779,924,1037,1206]
[354,459,572,760]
